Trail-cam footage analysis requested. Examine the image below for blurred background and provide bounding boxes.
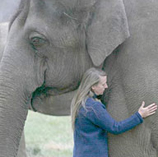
[0,0,20,22]
[25,111,73,157]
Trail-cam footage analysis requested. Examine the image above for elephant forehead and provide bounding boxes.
[26,0,98,28]
[29,0,97,13]
[29,0,80,21]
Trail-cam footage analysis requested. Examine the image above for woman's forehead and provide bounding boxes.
[99,76,107,82]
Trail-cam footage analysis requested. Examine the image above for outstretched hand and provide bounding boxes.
[138,101,157,118]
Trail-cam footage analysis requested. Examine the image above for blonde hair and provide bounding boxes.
[71,67,107,131]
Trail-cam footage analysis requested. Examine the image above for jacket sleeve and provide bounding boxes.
[85,101,143,135]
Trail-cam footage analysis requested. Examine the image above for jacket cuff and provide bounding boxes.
[135,112,143,123]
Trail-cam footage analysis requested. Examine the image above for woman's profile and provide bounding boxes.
[71,67,157,157]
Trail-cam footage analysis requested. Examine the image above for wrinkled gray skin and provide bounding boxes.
[0,23,26,157]
[0,0,158,157]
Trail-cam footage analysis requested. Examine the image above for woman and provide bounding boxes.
[71,67,157,157]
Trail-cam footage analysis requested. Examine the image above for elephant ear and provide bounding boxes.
[87,0,129,66]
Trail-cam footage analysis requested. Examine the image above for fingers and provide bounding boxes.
[139,101,157,118]
[140,102,157,118]
[147,105,157,114]
[147,103,157,116]
[141,101,145,107]
[149,106,157,113]
[147,102,157,110]
[148,111,156,116]
[147,103,157,109]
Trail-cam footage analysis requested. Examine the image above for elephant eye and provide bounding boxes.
[29,32,48,51]
[30,37,46,49]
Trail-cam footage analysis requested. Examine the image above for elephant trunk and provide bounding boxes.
[0,75,27,156]
[0,51,41,156]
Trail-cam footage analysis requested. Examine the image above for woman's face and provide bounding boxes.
[92,76,108,95]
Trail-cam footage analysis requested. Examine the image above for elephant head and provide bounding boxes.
[0,0,129,156]
[29,0,129,115]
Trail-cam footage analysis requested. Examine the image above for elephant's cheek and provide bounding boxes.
[32,90,77,115]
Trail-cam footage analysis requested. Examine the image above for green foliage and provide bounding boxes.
[24,111,73,157]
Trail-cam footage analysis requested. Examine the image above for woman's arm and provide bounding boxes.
[85,101,157,134]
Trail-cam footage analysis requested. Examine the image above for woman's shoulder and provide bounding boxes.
[86,97,96,105]
[86,97,105,108]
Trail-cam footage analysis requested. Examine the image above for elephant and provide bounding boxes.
[0,0,158,157]
[0,22,27,157]
[0,3,27,155]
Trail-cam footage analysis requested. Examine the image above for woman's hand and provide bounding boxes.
[138,101,157,118]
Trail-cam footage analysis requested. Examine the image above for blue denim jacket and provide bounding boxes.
[73,97,143,157]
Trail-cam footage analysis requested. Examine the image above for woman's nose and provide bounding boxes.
[105,84,108,89]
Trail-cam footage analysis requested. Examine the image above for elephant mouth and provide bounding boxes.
[31,82,78,111]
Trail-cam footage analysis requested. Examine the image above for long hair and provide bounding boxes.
[71,67,107,131]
